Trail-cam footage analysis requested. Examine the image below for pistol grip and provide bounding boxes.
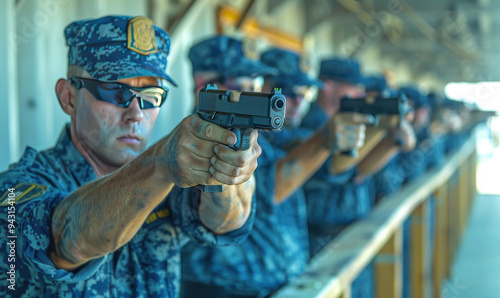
[229,128,252,151]
[195,128,252,192]
[341,149,359,158]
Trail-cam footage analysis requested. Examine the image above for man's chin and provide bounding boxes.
[109,149,142,166]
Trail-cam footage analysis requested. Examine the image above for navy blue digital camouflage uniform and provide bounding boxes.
[181,39,312,297]
[0,126,255,297]
[0,16,256,297]
[302,58,372,253]
[301,58,374,298]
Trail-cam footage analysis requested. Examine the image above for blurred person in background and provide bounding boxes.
[181,38,370,298]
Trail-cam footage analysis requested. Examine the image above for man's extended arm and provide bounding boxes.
[50,116,258,271]
[273,113,371,204]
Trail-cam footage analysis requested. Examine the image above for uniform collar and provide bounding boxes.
[53,124,98,185]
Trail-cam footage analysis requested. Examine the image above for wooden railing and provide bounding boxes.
[273,131,477,298]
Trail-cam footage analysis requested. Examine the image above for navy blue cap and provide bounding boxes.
[319,57,365,85]
[65,15,176,86]
[399,86,429,108]
[427,92,443,108]
[260,48,323,92]
[364,75,388,93]
[188,35,277,78]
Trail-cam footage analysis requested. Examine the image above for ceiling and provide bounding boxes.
[267,0,500,83]
[159,0,500,84]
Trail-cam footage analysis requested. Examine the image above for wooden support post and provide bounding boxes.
[441,182,450,279]
[457,163,467,240]
[433,184,448,298]
[458,162,467,240]
[448,172,458,266]
[375,228,402,298]
[411,201,429,298]
[472,148,477,197]
[468,150,477,209]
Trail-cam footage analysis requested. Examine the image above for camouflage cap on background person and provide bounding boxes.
[65,15,177,86]
[364,75,400,97]
[260,47,323,93]
[188,35,277,78]
[364,75,388,94]
[399,86,430,109]
[319,57,365,86]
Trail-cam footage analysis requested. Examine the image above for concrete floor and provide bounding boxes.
[447,194,500,298]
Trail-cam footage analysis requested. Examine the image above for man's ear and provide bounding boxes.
[55,79,77,117]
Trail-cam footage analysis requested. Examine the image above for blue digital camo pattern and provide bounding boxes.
[372,156,403,201]
[301,102,372,227]
[398,128,438,183]
[260,48,323,93]
[181,135,309,294]
[399,86,429,109]
[261,125,315,151]
[189,35,277,78]
[300,101,329,130]
[364,75,388,94]
[65,15,177,85]
[0,125,255,297]
[319,57,365,85]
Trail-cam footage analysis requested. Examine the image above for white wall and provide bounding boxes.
[0,0,20,170]
[0,0,154,170]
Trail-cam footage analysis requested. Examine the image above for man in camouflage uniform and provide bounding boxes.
[300,58,395,298]
[0,16,261,297]
[301,57,372,254]
[181,38,370,297]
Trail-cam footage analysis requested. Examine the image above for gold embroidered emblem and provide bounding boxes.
[127,17,158,55]
[0,183,48,207]
[145,208,170,224]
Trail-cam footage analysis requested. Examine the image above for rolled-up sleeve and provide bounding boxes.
[168,187,256,247]
[0,181,106,284]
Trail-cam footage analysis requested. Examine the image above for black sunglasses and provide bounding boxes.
[69,77,168,109]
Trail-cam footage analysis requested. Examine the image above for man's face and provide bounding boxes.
[73,76,162,167]
[412,106,431,132]
[318,79,365,113]
[284,85,316,127]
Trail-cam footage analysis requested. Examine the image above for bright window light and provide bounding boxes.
[444,82,500,111]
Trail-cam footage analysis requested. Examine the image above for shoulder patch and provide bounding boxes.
[145,208,170,224]
[0,183,48,207]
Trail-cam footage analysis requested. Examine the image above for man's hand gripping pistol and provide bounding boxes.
[196,84,286,192]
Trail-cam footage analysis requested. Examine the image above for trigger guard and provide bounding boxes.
[228,129,251,151]
[229,128,241,150]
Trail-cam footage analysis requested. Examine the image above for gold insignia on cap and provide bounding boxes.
[127,16,158,55]
[0,183,48,207]
[242,36,258,60]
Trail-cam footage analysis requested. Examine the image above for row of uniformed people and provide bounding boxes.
[179,34,478,298]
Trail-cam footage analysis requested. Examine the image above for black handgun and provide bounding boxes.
[339,92,410,123]
[196,84,286,192]
[339,93,411,156]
